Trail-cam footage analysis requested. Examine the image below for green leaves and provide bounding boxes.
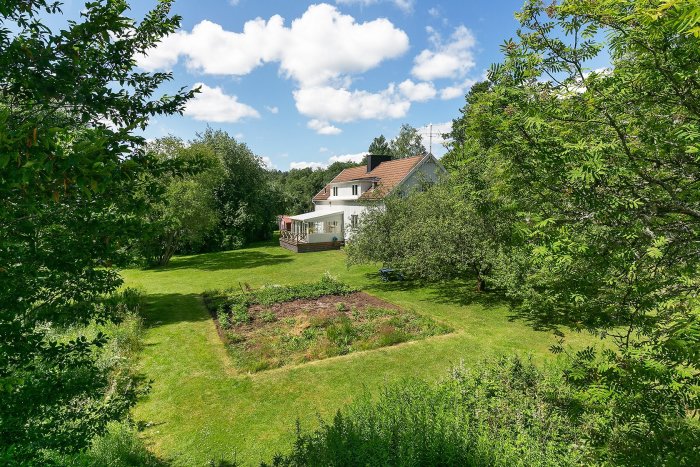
[0,0,194,460]
[431,0,700,463]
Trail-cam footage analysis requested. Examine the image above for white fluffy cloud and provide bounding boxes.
[290,161,327,170]
[290,151,367,170]
[266,106,279,114]
[137,4,408,87]
[398,79,437,102]
[260,156,277,170]
[184,83,259,123]
[412,25,476,81]
[329,152,367,163]
[439,78,476,100]
[294,84,411,122]
[308,119,343,135]
[137,4,412,128]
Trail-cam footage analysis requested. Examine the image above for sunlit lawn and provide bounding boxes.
[122,236,590,466]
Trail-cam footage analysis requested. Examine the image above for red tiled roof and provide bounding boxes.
[312,156,424,202]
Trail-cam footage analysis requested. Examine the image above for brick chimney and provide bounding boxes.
[366,154,391,172]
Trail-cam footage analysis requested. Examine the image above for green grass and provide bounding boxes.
[121,237,591,466]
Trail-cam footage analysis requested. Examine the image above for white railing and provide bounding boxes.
[280,230,308,244]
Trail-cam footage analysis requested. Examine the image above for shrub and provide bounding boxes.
[83,421,164,467]
[266,356,590,466]
[230,303,250,325]
[217,307,231,329]
[260,310,277,323]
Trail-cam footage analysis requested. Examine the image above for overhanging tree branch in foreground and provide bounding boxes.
[0,0,193,460]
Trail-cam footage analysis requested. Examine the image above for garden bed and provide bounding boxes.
[203,276,452,373]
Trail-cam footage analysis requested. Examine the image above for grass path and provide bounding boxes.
[123,239,590,465]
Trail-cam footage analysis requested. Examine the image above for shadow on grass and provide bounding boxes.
[429,281,506,310]
[149,249,293,272]
[363,273,506,310]
[141,293,210,327]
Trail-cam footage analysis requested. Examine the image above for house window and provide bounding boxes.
[352,184,358,195]
[332,186,338,196]
[350,214,359,228]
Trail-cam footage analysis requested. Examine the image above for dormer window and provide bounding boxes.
[352,184,358,196]
[332,186,338,196]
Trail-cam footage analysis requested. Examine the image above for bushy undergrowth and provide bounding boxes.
[48,421,165,467]
[34,289,162,466]
[204,273,358,312]
[265,356,590,466]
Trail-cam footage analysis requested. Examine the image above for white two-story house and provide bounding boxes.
[280,154,445,252]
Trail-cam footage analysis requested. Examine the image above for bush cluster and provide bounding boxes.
[266,356,589,467]
[204,274,357,318]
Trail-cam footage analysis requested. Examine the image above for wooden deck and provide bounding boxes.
[279,238,344,253]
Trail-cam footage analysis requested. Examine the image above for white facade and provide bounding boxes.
[312,155,444,241]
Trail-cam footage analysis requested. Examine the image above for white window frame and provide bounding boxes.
[332,186,338,196]
[352,184,358,195]
[350,214,358,228]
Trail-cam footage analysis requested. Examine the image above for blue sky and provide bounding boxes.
[58,0,528,170]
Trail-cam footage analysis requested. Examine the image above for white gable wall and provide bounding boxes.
[398,157,443,194]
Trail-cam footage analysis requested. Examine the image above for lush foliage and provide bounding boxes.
[5,288,154,465]
[349,0,700,463]
[204,129,284,250]
[367,124,427,159]
[0,0,191,460]
[346,174,512,291]
[388,123,427,159]
[367,134,390,155]
[136,136,222,266]
[267,356,588,467]
[484,1,700,463]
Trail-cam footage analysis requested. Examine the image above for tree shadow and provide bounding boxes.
[362,272,428,294]
[140,293,211,327]
[148,249,293,272]
[363,273,506,311]
[428,280,506,310]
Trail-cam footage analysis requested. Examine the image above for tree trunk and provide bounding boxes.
[476,276,486,292]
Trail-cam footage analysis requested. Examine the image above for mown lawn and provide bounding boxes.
[122,237,590,466]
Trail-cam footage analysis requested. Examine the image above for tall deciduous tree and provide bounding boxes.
[471,0,700,462]
[367,134,390,155]
[346,176,510,291]
[201,129,284,250]
[0,0,192,460]
[137,137,222,266]
[389,124,427,159]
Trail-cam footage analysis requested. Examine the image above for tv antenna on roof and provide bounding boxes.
[429,123,433,155]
